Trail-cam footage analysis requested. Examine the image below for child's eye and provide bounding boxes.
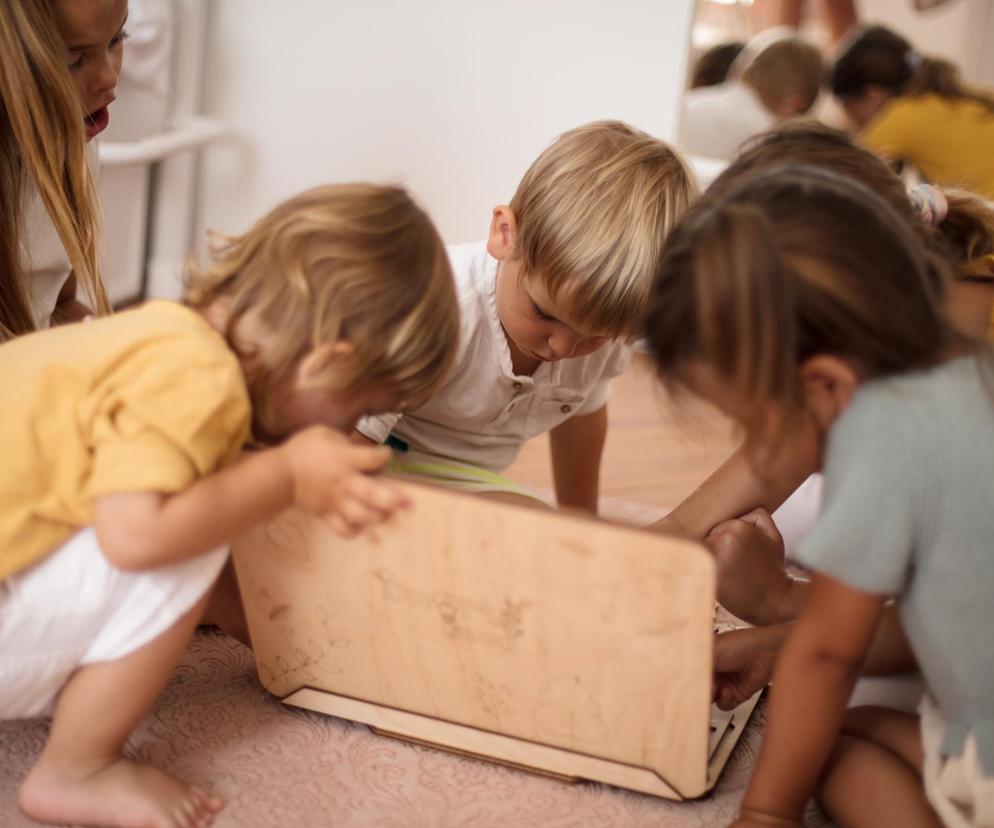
[110,30,130,48]
[68,53,84,72]
[532,302,554,322]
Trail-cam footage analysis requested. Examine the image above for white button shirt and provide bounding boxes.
[357,241,631,472]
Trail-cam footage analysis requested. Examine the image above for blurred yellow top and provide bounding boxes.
[862,94,994,200]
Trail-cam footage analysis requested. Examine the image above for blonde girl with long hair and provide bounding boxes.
[0,0,126,340]
[645,165,994,828]
[0,183,459,828]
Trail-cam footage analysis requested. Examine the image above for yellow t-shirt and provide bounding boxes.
[862,94,994,200]
[0,301,251,580]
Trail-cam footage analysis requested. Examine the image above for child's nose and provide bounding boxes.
[549,333,580,359]
[91,55,120,95]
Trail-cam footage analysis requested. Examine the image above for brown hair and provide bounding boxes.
[830,25,994,114]
[691,41,745,89]
[509,120,697,339]
[644,166,961,441]
[185,184,459,438]
[0,0,110,341]
[740,34,823,114]
[709,123,994,283]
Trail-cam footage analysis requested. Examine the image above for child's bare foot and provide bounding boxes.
[19,755,223,828]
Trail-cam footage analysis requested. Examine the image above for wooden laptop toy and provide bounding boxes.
[231,481,760,800]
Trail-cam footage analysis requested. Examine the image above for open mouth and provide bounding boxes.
[83,105,110,138]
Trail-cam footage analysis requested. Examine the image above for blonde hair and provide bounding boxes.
[740,35,823,114]
[0,0,110,341]
[185,184,459,438]
[509,120,697,339]
[645,166,970,442]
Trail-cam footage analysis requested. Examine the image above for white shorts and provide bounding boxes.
[921,695,994,827]
[0,528,227,720]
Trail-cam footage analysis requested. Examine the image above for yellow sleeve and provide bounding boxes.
[860,100,928,161]
[85,346,251,498]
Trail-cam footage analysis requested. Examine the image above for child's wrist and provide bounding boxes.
[772,577,809,624]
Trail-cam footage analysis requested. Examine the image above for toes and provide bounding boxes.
[192,785,223,813]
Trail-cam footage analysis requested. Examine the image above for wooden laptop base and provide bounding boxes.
[281,686,761,800]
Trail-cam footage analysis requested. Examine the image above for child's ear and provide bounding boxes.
[799,355,859,430]
[297,341,355,384]
[486,205,518,261]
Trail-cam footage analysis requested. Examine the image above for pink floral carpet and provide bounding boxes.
[0,499,831,827]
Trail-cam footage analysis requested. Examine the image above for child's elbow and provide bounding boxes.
[92,493,167,572]
[94,524,162,571]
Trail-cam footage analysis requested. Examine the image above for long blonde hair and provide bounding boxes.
[0,0,110,341]
[185,184,459,440]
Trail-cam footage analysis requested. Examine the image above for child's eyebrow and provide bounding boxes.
[524,287,559,321]
[66,12,129,51]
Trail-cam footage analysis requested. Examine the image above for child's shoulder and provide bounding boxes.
[446,240,492,292]
[839,354,993,452]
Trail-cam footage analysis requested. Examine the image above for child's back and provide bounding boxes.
[798,353,994,766]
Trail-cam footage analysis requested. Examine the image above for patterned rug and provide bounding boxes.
[0,499,830,827]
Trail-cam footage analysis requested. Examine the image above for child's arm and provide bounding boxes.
[734,574,886,825]
[713,604,915,711]
[653,445,814,540]
[549,404,607,514]
[92,426,403,571]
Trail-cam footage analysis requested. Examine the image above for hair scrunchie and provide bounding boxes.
[910,184,949,226]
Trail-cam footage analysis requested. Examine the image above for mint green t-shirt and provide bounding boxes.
[797,354,994,774]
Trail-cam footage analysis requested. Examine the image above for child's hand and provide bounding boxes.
[713,625,786,710]
[282,425,409,537]
[706,508,794,625]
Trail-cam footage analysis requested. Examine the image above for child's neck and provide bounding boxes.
[504,330,541,376]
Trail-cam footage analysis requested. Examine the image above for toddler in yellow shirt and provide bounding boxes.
[0,183,458,828]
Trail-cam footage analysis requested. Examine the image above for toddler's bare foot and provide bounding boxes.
[19,754,223,828]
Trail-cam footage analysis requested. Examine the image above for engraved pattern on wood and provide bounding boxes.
[232,482,716,798]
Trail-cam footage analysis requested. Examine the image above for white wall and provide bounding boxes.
[195,1,695,247]
[862,0,994,86]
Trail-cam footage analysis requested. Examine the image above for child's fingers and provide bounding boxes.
[325,512,360,538]
[738,507,783,545]
[349,474,411,513]
[345,444,393,473]
[336,494,387,530]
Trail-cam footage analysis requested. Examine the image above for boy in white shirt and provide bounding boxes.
[358,121,696,513]
[679,30,823,162]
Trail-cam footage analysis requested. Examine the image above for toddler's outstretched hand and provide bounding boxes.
[706,508,794,625]
[282,426,409,537]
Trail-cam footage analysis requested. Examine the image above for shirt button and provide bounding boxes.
[512,382,522,391]
[561,404,572,413]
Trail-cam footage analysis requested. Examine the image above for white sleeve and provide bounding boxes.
[356,412,403,444]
